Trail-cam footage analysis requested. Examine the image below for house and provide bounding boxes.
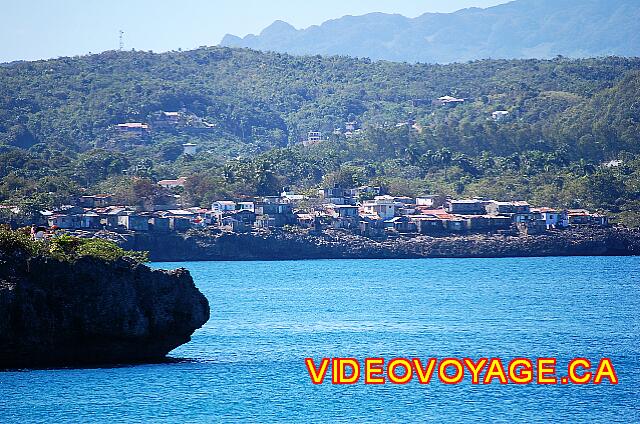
[303,131,322,146]
[411,216,445,235]
[281,189,306,204]
[78,194,113,208]
[149,217,171,232]
[182,143,198,155]
[446,199,486,215]
[486,201,531,215]
[327,205,360,229]
[492,110,509,121]
[254,200,295,227]
[254,215,277,229]
[568,210,608,226]
[513,210,542,224]
[489,215,513,231]
[319,186,355,205]
[48,214,79,229]
[166,209,196,219]
[384,216,416,233]
[432,96,465,107]
[533,208,569,229]
[444,218,465,232]
[255,201,293,216]
[516,220,546,235]
[329,205,360,219]
[118,215,149,231]
[170,217,192,231]
[237,202,255,212]
[463,215,492,232]
[221,215,250,232]
[358,214,386,238]
[221,210,256,227]
[362,195,396,220]
[212,201,237,213]
[79,212,102,229]
[152,111,184,128]
[415,195,439,208]
[99,207,126,229]
[158,177,187,189]
[115,123,149,133]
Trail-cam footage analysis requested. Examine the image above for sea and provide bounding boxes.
[1,257,639,423]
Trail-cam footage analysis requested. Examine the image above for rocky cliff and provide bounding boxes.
[0,250,209,368]
[119,226,640,261]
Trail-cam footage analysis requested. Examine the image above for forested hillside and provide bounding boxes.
[1,47,639,225]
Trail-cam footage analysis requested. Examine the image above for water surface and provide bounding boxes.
[1,257,638,422]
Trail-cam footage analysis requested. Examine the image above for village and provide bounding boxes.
[19,175,609,240]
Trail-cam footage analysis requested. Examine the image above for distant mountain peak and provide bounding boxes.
[260,20,297,36]
[219,0,640,63]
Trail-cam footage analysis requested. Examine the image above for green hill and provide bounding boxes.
[0,47,639,224]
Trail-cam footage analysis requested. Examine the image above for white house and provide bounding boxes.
[535,208,569,229]
[362,195,396,220]
[492,110,509,121]
[212,201,236,213]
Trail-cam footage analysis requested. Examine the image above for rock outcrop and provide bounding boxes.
[0,251,209,368]
[118,226,640,261]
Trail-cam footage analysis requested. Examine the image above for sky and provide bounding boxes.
[2,0,511,63]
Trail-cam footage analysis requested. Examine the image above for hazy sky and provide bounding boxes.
[2,0,511,63]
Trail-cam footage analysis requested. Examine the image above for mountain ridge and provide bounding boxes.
[220,0,640,63]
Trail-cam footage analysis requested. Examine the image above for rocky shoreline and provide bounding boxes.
[112,226,640,261]
[0,251,209,368]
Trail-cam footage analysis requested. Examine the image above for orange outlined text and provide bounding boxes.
[304,357,618,385]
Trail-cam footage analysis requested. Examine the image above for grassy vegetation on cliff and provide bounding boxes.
[0,227,148,263]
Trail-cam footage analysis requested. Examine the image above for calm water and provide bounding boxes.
[1,257,639,423]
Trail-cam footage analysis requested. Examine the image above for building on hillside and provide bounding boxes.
[281,189,306,204]
[568,210,609,226]
[432,96,465,107]
[212,201,237,213]
[158,177,187,189]
[411,216,446,235]
[446,199,486,215]
[78,194,113,208]
[415,195,439,208]
[149,217,171,232]
[117,215,149,232]
[152,111,184,128]
[362,195,396,220]
[492,110,509,121]
[485,201,530,215]
[115,123,149,133]
[182,143,198,155]
[169,217,192,231]
[532,208,569,229]
[319,186,356,205]
[384,216,416,233]
[237,202,255,212]
[303,131,322,146]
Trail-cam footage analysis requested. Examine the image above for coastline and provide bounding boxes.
[112,226,640,262]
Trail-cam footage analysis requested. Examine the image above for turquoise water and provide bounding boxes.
[1,257,639,423]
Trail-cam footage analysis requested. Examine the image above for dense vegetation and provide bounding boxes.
[0,47,639,225]
[0,226,148,263]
